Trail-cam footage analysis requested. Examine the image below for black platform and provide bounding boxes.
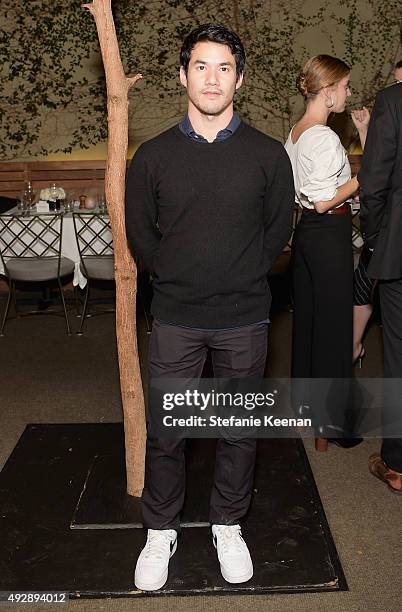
[0,423,347,598]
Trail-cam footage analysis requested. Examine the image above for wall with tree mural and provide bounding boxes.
[1,0,401,160]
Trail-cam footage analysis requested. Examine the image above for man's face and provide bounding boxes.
[180,41,243,116]
[394,67,402,82]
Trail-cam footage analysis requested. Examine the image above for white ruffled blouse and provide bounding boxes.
[284,124,351,209]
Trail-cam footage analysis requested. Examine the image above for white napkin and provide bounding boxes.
[73,262,88,289]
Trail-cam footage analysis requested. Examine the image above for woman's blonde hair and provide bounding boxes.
[296,55,350,99]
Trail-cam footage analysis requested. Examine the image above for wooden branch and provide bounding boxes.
[127,74,143,89]
[83,0,146,497]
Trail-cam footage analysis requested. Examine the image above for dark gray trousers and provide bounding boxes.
[142,319,268,530]
[379,279,402,472]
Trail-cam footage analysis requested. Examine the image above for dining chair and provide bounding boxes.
[73,212,115,334]
[73,211,152,335]
[0,213,75,335]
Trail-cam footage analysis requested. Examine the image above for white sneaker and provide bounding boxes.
[212,524,253,583]
[134,529,177,591]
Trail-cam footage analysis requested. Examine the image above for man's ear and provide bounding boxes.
[179,66,188,88]
[235,72,244,91]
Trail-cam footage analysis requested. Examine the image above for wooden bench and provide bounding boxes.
[0,160,107,199]
[0,155,362,199]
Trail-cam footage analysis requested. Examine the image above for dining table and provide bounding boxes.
[0,206,108,288]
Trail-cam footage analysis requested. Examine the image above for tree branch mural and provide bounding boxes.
[115,0,327,143]
[1,1,401,158]
[0,0,106,158]
[330,0,402,106]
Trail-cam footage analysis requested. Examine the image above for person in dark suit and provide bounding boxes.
[359,81,402,493]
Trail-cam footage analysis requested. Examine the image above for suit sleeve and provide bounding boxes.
[263,145,295,272]
[125,144,161,274]
[358,89,398,249]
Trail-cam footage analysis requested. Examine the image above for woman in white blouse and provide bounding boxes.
[285,55,363,451]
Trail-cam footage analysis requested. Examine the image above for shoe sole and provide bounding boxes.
[220,566,253,584]
[134,540,177,591]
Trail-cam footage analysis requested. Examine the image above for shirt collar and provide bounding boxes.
[179,112,240,142]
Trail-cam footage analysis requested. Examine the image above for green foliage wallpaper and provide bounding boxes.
[0,0,401,160]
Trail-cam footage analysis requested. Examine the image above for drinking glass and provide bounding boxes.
[19,190,31,216]
[65,199,75,213]
[98,196,107,216]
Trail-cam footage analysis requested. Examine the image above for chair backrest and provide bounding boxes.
[0,213,63,264]
[73,212,113,258]
[0,196,18,214]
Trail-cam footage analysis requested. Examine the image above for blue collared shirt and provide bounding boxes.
[179,112,241,143]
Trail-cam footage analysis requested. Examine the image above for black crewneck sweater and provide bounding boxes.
[125,122,294,328]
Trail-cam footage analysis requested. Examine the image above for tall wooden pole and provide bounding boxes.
[83,0,146,496]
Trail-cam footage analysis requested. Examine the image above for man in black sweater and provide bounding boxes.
[125,24,294,591]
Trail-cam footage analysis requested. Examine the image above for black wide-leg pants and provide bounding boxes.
[291,210,353,428]
[142,318,268,530]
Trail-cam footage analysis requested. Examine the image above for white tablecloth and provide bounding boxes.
[0,208,102,288]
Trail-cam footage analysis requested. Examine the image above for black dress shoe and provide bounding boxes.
[328,437,363,448]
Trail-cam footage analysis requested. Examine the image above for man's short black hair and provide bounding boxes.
[395,59,402,69]
[180,23,245,80]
